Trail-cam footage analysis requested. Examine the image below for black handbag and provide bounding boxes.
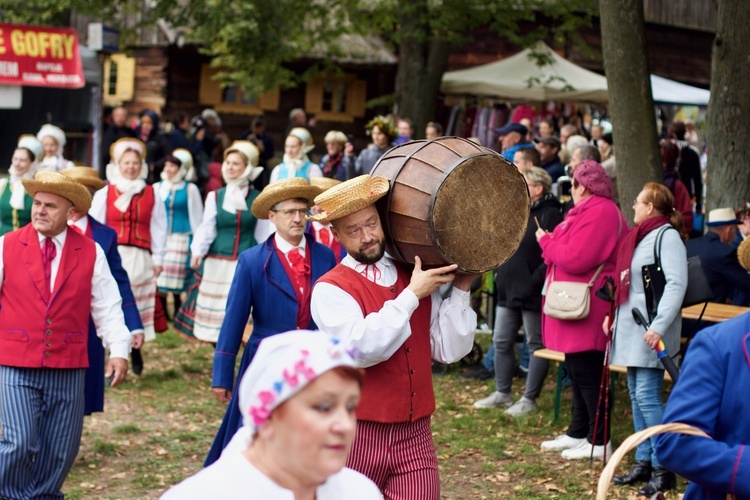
[642,226,713,323]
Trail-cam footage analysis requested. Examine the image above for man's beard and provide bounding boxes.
[350,238,385,265]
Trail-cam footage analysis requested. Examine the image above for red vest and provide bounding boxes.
[0,224,95,368]
[106,185,154,251]
[318,263,433,423]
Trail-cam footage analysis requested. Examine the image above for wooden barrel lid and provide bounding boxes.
[431,152,529,272]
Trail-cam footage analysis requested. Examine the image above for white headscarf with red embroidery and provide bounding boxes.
[221,330,359,457]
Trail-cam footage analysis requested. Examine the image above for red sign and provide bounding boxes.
[0,23,84,89]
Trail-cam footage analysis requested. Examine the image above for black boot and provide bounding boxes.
[638,467,676,496]
[131,347,144,376]
[612,460,652,485]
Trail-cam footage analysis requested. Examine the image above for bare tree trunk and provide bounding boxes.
[706,0,750,211]
[394,0,450,138]
[599,0,662,223]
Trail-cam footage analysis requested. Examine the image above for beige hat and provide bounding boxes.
[110,137,146,165]
[706,207,741,227]
[60,167,107,191]
[738,238,750,271]
[306,175,389,224]
[37,124,67,147]
[172,148,194,172]
[225,140,260,167]
[22,171,92,213]
[18,135,44,160]
[310,176,341,193]
[289,127,315,154]
[251,178,323,219]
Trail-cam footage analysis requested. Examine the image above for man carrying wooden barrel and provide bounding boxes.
[309,174,478,499]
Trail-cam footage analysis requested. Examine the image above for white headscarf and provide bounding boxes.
[158,162,187,201]
[222,330,359,457]
[221,163,254,214]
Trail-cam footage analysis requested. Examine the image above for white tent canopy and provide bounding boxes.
[441,43,710,106]
[441,43,609,103]
[650,74,710,106]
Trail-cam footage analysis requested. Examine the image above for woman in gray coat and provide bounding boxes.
[608,182,687,496]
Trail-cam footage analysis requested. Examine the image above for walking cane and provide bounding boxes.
[591,276,616,466]
[631,308,680,383]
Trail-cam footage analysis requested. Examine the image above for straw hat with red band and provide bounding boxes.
[306,175,389,224]
[251,178,323,220]
[60,166,107,191]
[22,171,92,213]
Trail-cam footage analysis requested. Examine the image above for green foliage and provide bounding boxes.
[1,0,596,104]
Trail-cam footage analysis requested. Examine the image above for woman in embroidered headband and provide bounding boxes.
[162,330,382,500]
[606,182,686,496]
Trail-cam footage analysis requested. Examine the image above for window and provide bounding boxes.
[103,54,136,105]
[199,65,279,115]
[305,73,366,123]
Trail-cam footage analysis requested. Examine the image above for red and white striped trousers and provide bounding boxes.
[346,417,440,500]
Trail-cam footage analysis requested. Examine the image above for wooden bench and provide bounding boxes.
[534,348,673,422]
[681,303,749,322]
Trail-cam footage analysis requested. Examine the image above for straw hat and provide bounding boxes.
[306,175,389,224]
[310,176,341,193]
[60,166,107,191]
[251,178,323,219]
[18,135,44,160]
[110,137,146,165]
[22,171,92,213]
[738,238,750,271]
[37,124,67,147]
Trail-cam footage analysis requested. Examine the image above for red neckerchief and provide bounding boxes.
[273,239,312,329]
[614,216,671,307]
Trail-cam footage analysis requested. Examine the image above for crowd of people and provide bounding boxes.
[0,105,748,499]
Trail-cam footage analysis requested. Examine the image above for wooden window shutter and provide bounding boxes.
[199,64,223,105]
[349,79,367,118]
[114,55,135,101]
[259,87,280,111]
[305,78,324,114]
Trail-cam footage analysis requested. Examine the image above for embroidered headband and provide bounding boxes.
[238,330,360,432]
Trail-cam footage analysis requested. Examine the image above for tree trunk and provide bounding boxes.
[706,0,750,212]
[599,0,662,224]
[394,0,450,139]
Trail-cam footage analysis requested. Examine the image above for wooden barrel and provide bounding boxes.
[371,136,529,273]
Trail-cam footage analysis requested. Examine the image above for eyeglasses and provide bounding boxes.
[572,179,580,189]
[271,208,310,217]
[633,198,645,206]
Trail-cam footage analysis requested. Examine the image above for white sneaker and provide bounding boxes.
[504,398,537,417]
[473,391,513,409]
[561,440,613,460]
[540,434,587,451]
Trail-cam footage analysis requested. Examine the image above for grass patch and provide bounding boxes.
[91,440,119,456]
[113,424,141,434]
